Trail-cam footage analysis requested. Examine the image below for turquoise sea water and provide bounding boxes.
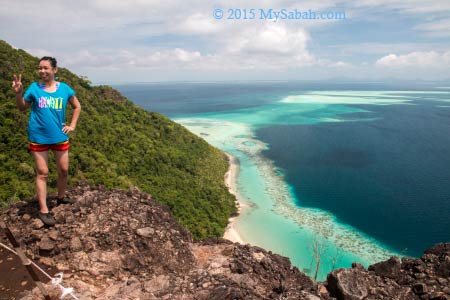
[115,82,450,280]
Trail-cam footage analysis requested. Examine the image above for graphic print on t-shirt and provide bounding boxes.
[38,96,64,109]
[24,81,75,144]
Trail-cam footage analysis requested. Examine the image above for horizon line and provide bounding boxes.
[95,78,450,86]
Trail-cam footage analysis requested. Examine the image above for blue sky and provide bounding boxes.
[1,0,449,83]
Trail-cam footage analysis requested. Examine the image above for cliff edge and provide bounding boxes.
[1,184,315,300]
[1,184,449,300]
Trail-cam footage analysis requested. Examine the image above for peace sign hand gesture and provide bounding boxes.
[12,74,23,94]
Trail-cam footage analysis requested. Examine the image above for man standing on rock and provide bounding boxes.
[12,57,81,226]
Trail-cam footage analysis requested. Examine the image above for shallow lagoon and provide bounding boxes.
[116,83,450,280]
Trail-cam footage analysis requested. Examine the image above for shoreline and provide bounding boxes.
[223,153,247,244]
[177,117,398,279]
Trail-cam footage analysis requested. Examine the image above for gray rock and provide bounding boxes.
[412,282,428,294]
[368,256,401,279]
[136,227,155,238]
[48,230,59,241]
[327,267,418,300]
[351,262,365,270]
[327,268,369,300]
[70,236,83,252]
[1,185,448,300]
[429,292,449,300]
[32,218,44,229]
[38,237,55,252]
[144,275,170,294]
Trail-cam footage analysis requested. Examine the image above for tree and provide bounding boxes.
[310,236,327,281]
[329,247,343,271]
[0,39,237,239]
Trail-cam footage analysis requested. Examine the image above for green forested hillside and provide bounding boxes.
[0,40,236,238]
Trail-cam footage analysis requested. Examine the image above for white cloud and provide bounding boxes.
[329,61,352,68]
[344,1,450,38]
[220,23,316,69]
[2,0,450,81]
[57,48,205,70]
[43,21,318,72]
[172,48,202,62]
[352,0,450,14]
[230,24,309,55]
[327,43,446,56]
[175,13,224,35]
[375,51,450,68]
[25,49,54,59]
[415,19,450,37]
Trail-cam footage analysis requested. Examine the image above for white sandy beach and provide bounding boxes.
[223,153,247,244]
[177,111,398,280]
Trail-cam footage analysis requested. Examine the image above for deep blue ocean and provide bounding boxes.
[115,81,450,257]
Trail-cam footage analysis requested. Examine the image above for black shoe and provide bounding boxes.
[38,212,56,226]
[57,196,76,205]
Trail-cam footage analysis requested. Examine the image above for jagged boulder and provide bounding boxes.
[368,256,401,279]
[1,183,449,299]
[1,183,320,299]
[326,244,450,300]
[326,265,418,300]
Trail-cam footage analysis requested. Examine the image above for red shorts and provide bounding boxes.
[28,141,70,152]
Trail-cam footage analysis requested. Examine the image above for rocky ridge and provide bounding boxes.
[1,183,449,300]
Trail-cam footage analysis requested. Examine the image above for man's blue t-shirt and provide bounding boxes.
[24,82,75,144]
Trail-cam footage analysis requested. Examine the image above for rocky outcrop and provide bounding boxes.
[326,263,418,300]
[326,245,450,300]
[0,183,317,299]
[1,183,449,299]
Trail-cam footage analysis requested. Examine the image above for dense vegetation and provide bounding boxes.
[0,40,236,239]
